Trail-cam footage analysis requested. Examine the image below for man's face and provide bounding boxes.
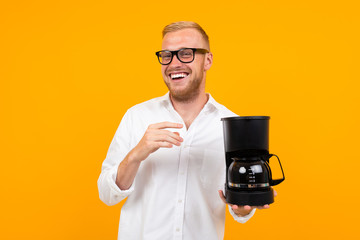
[161,28,212,102]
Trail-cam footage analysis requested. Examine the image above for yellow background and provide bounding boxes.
[1,0,359,239]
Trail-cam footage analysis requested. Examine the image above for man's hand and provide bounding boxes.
[131,121,183,162]
[116,122,183,190]
[218,189,277,217]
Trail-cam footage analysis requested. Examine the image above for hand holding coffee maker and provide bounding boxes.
[219,116,285,216]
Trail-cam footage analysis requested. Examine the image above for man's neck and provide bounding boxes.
[170,92,209,129]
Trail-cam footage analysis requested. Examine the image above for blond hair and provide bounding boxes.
[162,21,210,49]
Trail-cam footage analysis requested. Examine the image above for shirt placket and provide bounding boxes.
[166,100,210,240]
[173,125,195,240]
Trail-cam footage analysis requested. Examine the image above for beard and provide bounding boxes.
[163,64,205,103]
[164,74,203,103]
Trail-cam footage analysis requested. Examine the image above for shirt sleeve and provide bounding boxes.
[97,109,135,206]
[228,205,256,223]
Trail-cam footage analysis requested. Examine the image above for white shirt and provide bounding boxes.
[97,93,255,240]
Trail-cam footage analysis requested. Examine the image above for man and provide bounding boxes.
[98,21,272,240]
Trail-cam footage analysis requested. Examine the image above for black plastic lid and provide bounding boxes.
[222,116,270,153]
[221,116,270,121]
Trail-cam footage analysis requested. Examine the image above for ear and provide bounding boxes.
[204,52,213,71]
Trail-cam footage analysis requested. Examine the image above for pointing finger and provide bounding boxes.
[149,122,183,129]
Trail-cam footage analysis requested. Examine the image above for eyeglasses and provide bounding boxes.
[155,48,209,65]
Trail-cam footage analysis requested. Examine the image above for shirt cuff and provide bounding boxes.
[228,205,256,223]
[109,166,135,197]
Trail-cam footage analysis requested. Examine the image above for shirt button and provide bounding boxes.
[176,228,180,232]
[178,199,182,203]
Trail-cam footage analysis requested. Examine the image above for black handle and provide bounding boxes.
[268,154,285,186]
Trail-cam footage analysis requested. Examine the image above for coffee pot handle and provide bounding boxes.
[268,154,285,186]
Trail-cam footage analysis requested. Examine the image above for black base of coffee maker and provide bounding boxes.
[225,186,274,206]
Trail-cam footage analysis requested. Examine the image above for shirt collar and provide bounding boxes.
[159,92,221,113]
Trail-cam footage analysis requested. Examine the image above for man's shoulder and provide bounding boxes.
[216,103,237,117]
[126,94,168,114]
[209,94,238,118]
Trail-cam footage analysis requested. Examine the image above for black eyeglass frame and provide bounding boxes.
[155,48,209,65]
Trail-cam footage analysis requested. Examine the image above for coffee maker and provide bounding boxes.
[221,116,285,206]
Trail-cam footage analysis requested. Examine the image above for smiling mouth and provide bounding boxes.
[169,72,189,80]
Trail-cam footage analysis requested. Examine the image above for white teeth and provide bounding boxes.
[171,73,188,79]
